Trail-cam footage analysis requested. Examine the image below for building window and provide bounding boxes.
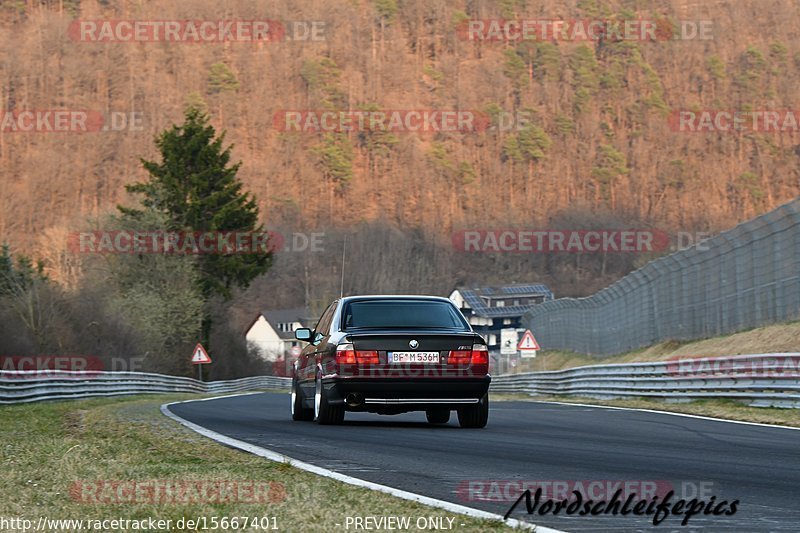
[496,300,505,307]
[513,299,519,306]
[503,318,512,325]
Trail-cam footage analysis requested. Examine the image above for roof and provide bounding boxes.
[453,284,553,318]
[261,308,309,324]
[257,308,314,339]
[341,295,452,303]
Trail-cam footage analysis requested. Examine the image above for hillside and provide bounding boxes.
[1,0,799,304]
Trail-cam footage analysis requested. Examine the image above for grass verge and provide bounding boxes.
[512,320,800,373]
[0,394,516,532]
[491,393,800,428]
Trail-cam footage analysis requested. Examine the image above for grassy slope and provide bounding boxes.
[514,320,800,373]
[0,395,514,532]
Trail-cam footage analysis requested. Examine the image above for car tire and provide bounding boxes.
[457,394,489,428]
[315,375,344,425]
[425,408,450,424]
[291,378,314,421]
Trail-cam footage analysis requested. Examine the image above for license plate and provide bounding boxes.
[388,351,440,363]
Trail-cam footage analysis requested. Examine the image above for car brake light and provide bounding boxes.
[470,343,489,365]
[447,350,471,365]
[336,344,380,365]
[448,344,488,366]
[336,343,356,365]
[356,350,380,364]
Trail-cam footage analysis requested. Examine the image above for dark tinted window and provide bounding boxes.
[342,300,468,330]
[314,302,337,335]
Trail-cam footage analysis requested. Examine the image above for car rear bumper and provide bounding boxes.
[320,375,491,411]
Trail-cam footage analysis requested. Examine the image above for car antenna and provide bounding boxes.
[340,234,346,298]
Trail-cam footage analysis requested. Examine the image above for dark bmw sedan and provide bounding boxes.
[291,295,490,427]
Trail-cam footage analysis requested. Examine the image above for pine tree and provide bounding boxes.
[120,109,272,348]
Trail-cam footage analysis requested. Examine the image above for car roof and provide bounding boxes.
[339,295,452,304]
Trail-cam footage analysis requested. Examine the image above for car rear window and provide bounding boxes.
[342,300,469,330]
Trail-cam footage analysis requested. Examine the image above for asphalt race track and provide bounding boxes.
[167,393,800,532]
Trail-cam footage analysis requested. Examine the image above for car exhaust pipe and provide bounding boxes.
[345,393,364,408]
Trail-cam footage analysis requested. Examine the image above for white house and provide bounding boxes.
[245,308,313,362]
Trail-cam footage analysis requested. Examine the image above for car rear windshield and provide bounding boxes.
[342,300,469,330]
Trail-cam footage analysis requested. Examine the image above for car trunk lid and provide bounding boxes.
[342,331,485,377]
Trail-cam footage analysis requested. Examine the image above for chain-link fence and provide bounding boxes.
[524,198,800,356]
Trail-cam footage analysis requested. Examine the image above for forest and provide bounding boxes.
[1,0,798,374]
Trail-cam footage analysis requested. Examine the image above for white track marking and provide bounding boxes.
[530,400,800,431]
[161,394,562,532]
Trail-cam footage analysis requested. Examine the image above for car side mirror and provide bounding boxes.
[295,328,313,342]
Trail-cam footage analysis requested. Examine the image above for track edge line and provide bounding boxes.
[529,399,800,430]
[160,394,560,532]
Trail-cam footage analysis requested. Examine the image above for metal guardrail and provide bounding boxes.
[0,371,291,404]
[4,355,798,408]
[490,353,800,408]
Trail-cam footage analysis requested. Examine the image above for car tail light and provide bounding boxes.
[336,343,356,365]
[336,344,380,365]
[470,343,489,365]
[356,350,380,364]
[447,350,471,365]
[449,344,489,367]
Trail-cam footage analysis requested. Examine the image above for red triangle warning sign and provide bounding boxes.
[517,330,540,350]
[191,343,212,364]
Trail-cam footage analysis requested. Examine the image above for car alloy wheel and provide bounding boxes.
[314,377,322,420]
[291,377,313,421]
[314,374,344,425]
